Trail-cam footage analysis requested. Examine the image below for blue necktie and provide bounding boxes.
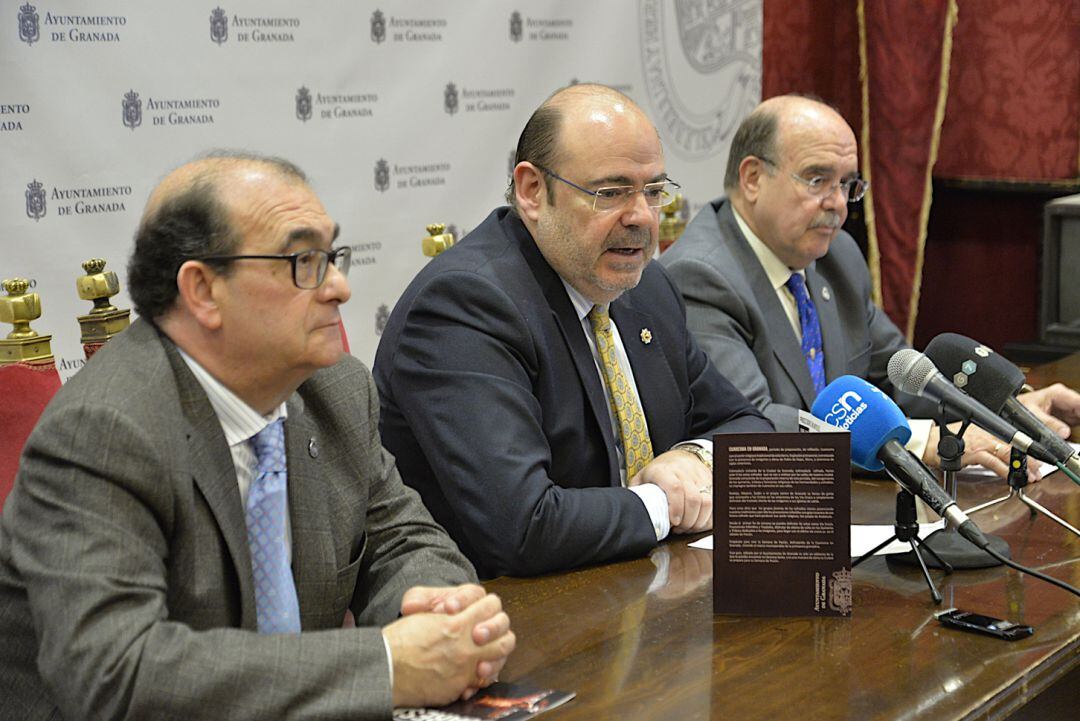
[786,273,826,394]
[246,418,301,634]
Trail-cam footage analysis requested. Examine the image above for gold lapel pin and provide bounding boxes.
[640,328,652,344]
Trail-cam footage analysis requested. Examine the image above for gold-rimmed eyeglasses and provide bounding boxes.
[758,157,869,203]
[534,164,680,212]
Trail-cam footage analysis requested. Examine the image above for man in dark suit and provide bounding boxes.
[0,152,514,720]
[374,85,772,579]
[661,94,1080,477]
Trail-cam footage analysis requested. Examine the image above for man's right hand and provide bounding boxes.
[383,591,516,708]
[923,422,1039,481]
[630,449,713,533]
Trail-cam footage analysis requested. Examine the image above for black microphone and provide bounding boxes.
[925,333,1080,476]
[811,376,990,549]
[887,349,1056,465]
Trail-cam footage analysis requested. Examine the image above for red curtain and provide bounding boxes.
[765,0,955,340]
[936,1,1080,182]
[764,0,1080,347]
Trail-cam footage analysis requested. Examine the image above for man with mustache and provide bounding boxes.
[374,85,771,579]
[661,95,1079,478]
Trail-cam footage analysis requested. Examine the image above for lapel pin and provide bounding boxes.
[821,286,831,301]
[640,328,652,344]
[308,438,319,459]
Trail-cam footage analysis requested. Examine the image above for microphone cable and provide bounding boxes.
[955,521,1080,599]
[1055,460,1080,487]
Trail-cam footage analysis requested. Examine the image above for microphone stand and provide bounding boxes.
[964,448,1080,537]
[892,410,1010,569]
[855,489,950,604]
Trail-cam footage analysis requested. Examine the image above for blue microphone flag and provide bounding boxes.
[811,375,911,471]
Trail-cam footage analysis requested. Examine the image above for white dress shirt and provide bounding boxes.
[731,206,932,458]
[562,281,670,541]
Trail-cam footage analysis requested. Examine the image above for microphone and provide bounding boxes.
[810,376,989,548]
[887,349,1056,466]
[925,333,1080,476]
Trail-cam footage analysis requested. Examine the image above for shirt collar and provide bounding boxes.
[177,348,288,447]
[731,204,805,291]
[561,279,604,322]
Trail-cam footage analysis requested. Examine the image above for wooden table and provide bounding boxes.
[488,357,1080,720]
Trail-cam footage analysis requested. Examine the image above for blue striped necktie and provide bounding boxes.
[785,273,826,394]
[246,418,301,634]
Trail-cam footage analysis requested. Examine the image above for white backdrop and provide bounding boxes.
[3,0,761,379]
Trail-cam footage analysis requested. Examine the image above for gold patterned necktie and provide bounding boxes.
[588,305,654,480]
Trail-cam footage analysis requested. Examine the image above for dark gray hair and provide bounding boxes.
[127,151,306,320]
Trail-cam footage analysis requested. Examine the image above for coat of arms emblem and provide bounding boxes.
[443,82,459,115]
[828,568,852,614]
[210,7,228,44]
[673,0,759,73]
[122,90,142,130]
[371,10,386,44]
[25,179,46,221]
[296,87,312,122]
[374,159,390,193]
[18,2,39,45]
[509,11,523,43]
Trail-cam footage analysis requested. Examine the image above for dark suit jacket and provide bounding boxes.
[374,208,771,579]
[660,197,926,432]
[0,319,474,721]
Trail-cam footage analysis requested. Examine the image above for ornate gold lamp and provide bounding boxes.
[75,258,130,359]
[0,278,53,366]
[659,193,687,254]
[422,223,456,258]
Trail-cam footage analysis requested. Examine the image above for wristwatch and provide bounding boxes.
[674,443,713,472]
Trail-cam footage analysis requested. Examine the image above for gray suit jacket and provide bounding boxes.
[660,198,920,431]
[0,319,475,721]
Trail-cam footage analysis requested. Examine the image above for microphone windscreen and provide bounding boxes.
[886,348,936,395]
[811,375,912,471]
[924,333,1025,413]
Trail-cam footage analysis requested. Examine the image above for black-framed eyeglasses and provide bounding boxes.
[758,156,869,203]
[196,246,352,289]
[533,164,680,212]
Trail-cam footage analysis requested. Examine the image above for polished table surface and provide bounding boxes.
[487,355,1080,721]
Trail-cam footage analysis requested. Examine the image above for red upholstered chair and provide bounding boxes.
[0,361,61,508]
[0,278,61,510]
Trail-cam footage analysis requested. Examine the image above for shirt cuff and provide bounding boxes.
[381,631,394,691]
[906,418,933,462]
[628,483,670,541]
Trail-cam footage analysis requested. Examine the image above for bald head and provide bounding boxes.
[127,152,307,320]
[724,95,852,193]
[506,84,658,207]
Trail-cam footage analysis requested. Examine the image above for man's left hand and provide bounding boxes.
[1019,383,1080,438]
[399,584,512,699]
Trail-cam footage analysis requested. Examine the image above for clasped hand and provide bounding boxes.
[383,583,516,708]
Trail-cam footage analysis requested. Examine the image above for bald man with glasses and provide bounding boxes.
[374,84,771,580]
[662,94,1080,478]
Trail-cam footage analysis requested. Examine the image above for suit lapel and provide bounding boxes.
[610,300,677,453]
[167,343,259,630]
[720,207,818,409]
[806,264,844,385]
[283,393,338,629]
[511,215,621,485]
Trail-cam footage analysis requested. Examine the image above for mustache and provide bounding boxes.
[604,227,654,250]
[810,212,842,230]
